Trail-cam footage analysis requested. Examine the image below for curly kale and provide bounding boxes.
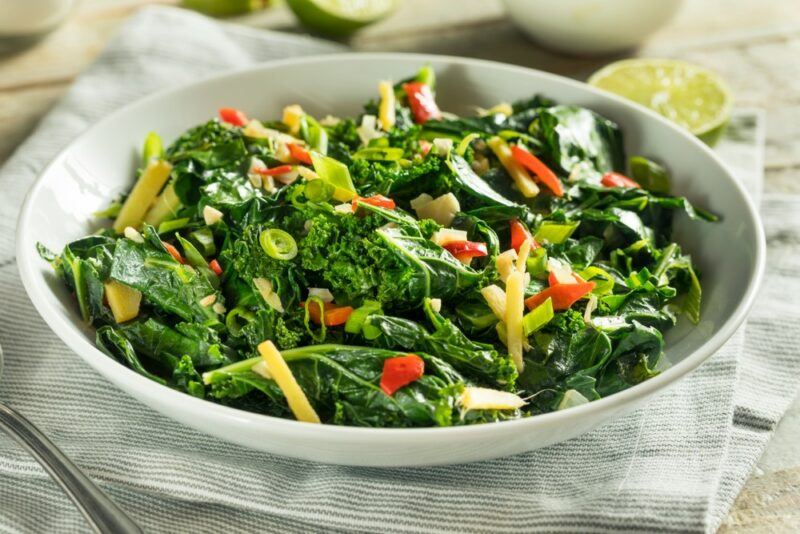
[41,66,715,428]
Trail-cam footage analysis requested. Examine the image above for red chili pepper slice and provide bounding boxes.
[287,143,313,165]
[352,195,396,211]
[380,354,425,396]
[254,164,293,176]
[510,219,538,253]
[510,145,564,197]
[161,241,185,264]
[209,259,223,276]
[601,172,641,189]
[301,301,354,327]
[403,82,442,124]
[218,107,249,127]
[525,281,595,311]
[442,240,488,259]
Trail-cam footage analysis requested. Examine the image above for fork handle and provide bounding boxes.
[0,403,143,534]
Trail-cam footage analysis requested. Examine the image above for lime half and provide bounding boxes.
[588,59,733,146]
[286,0,396,36]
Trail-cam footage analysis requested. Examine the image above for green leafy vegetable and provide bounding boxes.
[40,67,715,427]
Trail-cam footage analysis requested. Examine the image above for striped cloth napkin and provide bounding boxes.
[1,7,798,533]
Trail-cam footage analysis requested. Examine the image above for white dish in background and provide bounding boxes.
[17,53,764,466]
[501,0,685,55]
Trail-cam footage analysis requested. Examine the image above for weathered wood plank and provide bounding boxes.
[720,467,800,532]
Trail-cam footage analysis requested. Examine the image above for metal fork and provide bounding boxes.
[0,344,142,533]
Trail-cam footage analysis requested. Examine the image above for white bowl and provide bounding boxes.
[17,53,764,466]
[501,0,684,55]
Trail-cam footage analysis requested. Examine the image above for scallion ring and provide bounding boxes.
[259,229,298,260]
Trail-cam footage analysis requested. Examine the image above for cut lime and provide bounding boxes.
[182,0,270,17]
[588,59,733,146]
[286,0,396,37]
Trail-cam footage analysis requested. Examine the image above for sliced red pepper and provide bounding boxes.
[510,219,538,253]
[443,241,488,259]
[209,259,223,276]
[218,107,248,127]
[162,241,185,264]
[547,271,584,287]
[525,281,595,311]
[301,301,354,327]
[352,195,396,211]
[418,140,432,156]
[510,145,564,197]
[322,306,353,326]
[254,164,293,177]
[287,143,313,165]
[601,172,641,189]
[403,82,442,124]
[380,354,425,396]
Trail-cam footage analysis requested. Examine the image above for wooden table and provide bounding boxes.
[1,0,798,530]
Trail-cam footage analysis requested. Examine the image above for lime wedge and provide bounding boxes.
[286,0,396,36]
[182,0,268,17]
[588,59,733,146]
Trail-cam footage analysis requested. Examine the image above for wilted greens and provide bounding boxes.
[40,67,713,427]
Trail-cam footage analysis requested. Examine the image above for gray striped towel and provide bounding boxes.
[1,6,798,533]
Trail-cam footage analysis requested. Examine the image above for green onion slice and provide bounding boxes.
[522,297,554,336]
[259,228,298,260]
[534,222,579,244]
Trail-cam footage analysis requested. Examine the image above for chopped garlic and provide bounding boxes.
[357,114,383,146]
[547,257,576,284]
[297,167,319,181]
[203,205,223,226]
[557,389,590,410]
[282,104,304,135]
[308,287,334,303]
[274,167,299,185]
[248,158,268,189]
[413,193,460,226]
[262,175,276,193]
[253,277,284,313]
[429,298,442,313]
[199,294,217,307]
[433,138,453,156]
[248,174,263,189]
[495,249,518,283]
[251,360,272,380]
[275,142,292,163]
[319,115,341,127]
[243,119,298,144]
[249,156,267,174]
[123,226,144,244]
[378,80,396,131]
[431,228,468,247]
[334,203,354,214]
[409,193,433,211]
[584,294,598,324]
[212,302,227,315]
[459,387,525,411]
[477,102,513,117]
[480,285,507,320]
